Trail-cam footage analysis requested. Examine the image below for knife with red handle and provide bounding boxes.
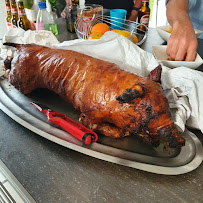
[31,102,98,145]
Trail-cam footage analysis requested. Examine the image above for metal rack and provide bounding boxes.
[75,6,148,45]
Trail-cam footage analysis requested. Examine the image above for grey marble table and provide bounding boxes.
[0,24,203,203]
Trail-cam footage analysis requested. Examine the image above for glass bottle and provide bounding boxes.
[66,1,78,33]
[73,0,79,4]
[10,0,19,28]
[5,0,12,29]
[36,2,58,36]
[138,0,150,33]
[17,0,30,30]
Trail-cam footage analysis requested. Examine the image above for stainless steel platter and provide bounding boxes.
[0,77,203,175]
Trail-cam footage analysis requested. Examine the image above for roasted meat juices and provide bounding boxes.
[3,43,185,148]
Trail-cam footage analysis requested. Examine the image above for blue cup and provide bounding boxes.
[110,9,127,30]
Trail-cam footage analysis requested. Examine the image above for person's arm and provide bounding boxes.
[166,0,197,61]
[61,0,72,18]
[128,0,142,21]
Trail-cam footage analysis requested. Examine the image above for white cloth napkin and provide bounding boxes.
[1,28,203,133]
[162,67,203,132]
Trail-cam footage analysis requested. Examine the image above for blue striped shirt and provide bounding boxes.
[166,0,203,39]
[188,0,203,38]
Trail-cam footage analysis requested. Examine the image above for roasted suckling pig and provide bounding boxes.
[3,43,185,148]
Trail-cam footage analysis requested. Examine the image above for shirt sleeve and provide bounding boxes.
[188,0,197,10]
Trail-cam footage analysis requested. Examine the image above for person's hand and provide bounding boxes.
[166,20,198,61]
[61,0,72,19]
[61,8,66,18]
[128,10,138,22]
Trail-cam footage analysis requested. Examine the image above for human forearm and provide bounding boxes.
[166,0,197,61]
[166,0,190,26]
[128,0,142,21]
[134,0,142,9]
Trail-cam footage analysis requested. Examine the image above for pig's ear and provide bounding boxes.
[148,64,162,83]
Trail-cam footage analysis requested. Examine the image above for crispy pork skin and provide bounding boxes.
[3,43,185,148]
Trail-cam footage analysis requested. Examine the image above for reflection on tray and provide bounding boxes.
[26,88,180,158]
[1,78,203,174]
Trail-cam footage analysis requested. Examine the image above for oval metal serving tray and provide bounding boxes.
[0,77,203,175]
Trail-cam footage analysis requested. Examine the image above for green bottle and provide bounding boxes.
[44,23,58,36]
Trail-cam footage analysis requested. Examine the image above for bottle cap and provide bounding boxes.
[38,2,46,9]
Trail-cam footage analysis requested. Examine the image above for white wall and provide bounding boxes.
[79,0,85,6]
[150,0,168,27]
[0,0,8,39]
